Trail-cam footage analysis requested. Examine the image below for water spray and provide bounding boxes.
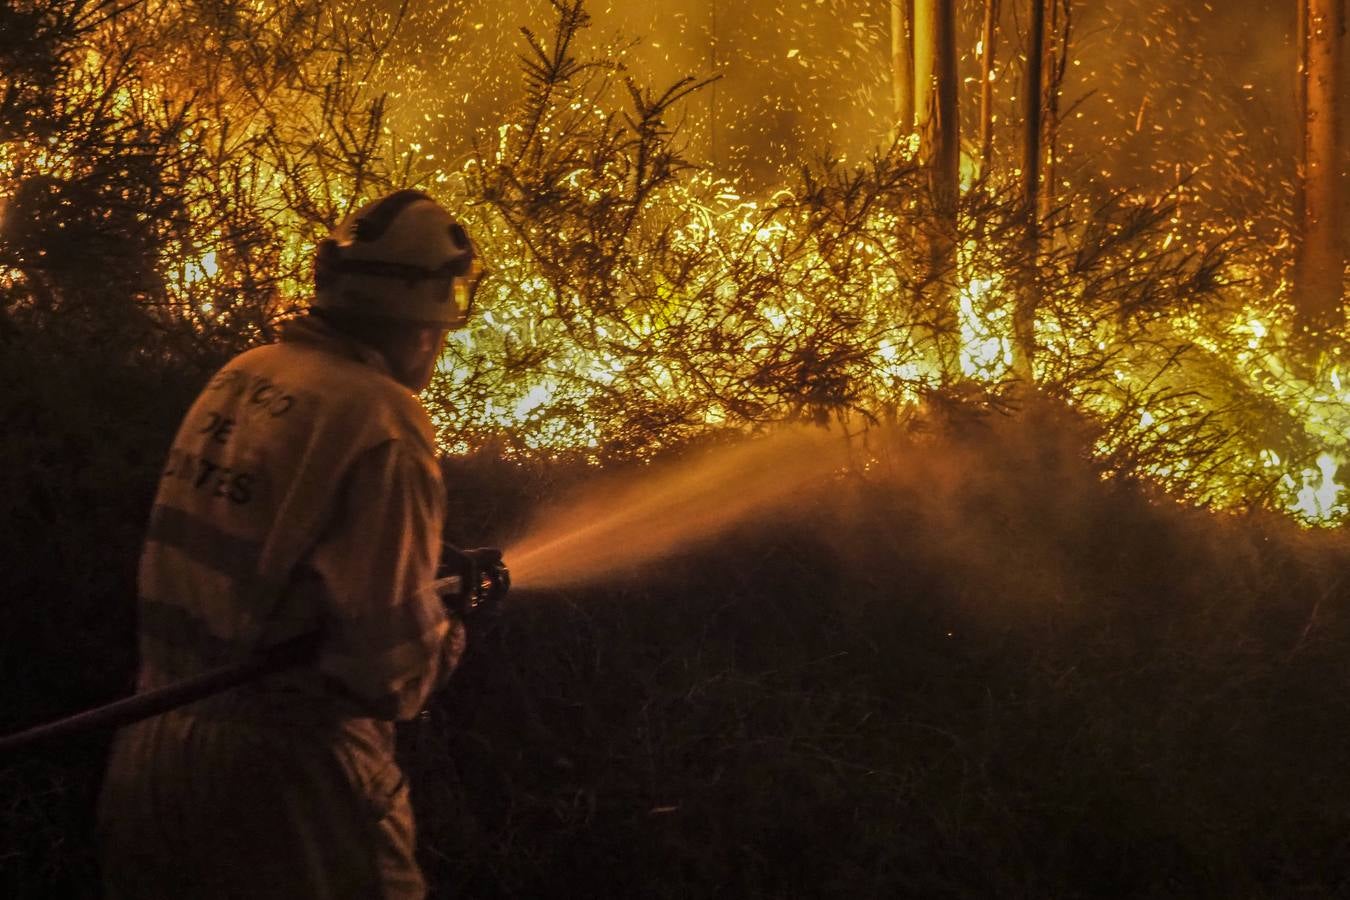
[503,425,852,590]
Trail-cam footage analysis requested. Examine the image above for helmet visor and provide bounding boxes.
[454,255,486,324]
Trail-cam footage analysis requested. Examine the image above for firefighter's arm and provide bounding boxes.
[311,439,465,720]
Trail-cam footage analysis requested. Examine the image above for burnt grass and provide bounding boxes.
[5,394,1350,898]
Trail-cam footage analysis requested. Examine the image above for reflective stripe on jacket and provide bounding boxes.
[136,314,460,722]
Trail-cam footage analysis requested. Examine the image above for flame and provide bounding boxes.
[183,250,219,286]
[433,154,1347,524]
[431,164,1350,525]
[1293,453,1345,521]
[957,274,1012,379]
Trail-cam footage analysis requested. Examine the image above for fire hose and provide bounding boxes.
[0,546,510,756]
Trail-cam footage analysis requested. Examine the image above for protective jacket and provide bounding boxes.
[99,314,463,899]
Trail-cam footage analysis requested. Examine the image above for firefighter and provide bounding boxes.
[98,190,481,899]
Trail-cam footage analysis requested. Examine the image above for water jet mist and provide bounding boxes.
[503,425,854,590]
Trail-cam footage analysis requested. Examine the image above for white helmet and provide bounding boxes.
[313,190,481,327]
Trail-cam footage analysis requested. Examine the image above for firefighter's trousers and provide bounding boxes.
[98,705,424,899]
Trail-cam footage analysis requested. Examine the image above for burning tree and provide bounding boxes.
[890,0,915,134]
[0,0,418,368]
[1294,0,1346,336]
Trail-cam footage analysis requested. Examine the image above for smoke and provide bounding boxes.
[503,424,854,589]
[377,0,897,187]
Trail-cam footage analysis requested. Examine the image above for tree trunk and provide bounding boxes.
[1039,0,1070,223]
[914,0,961,375]
[978,0,1000,181]
[1295,0,1345,335]
[913,0,936,144]
[1295,0,1308,234]
[1014,0,1046,381]
[709,0,720,166]
[913,0,959,222]
[892,0,915,136]
[931,0,960,221]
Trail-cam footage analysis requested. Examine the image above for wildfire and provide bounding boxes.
[11,0,1346,527]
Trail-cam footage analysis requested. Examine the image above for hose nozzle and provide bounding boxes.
[436,545,510,618]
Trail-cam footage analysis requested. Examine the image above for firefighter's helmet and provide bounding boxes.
[313,190,481,328]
